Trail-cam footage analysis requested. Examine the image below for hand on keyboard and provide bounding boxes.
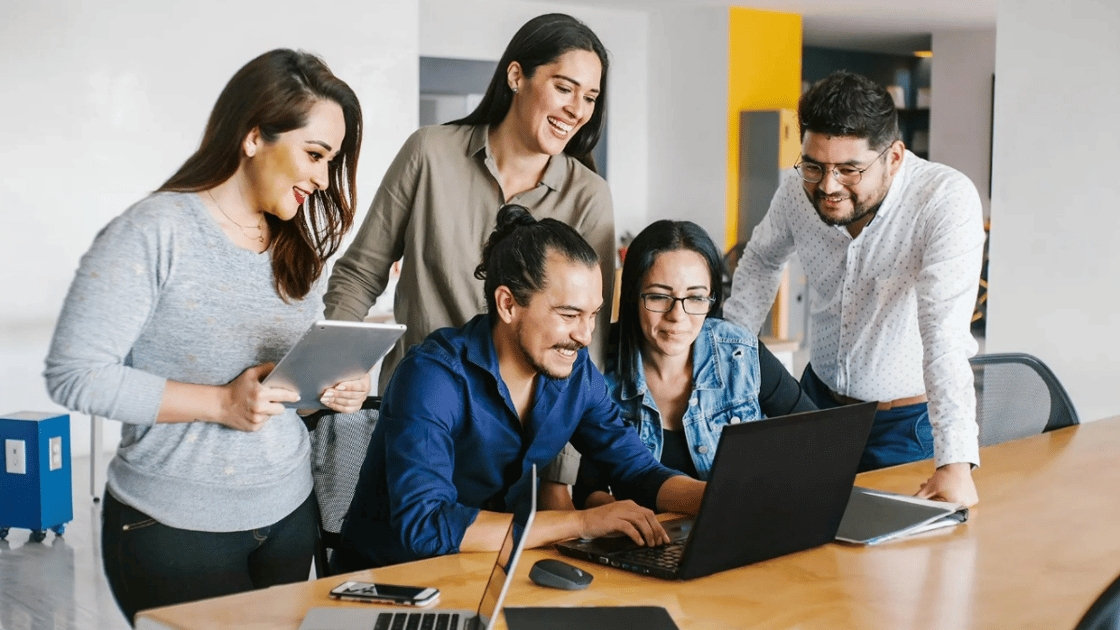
[577,500,671,547]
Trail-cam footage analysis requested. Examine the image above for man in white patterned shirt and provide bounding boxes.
[723,71,985,506]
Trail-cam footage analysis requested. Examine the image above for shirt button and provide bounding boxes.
[697,445,709,454]
[730,417,740,424]
[689,398,698,407]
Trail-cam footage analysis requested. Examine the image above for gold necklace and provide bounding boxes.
[207,190,265,244]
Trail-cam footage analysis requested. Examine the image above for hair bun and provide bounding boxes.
[496,204,535,229]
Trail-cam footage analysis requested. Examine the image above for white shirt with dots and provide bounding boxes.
[724,151,986,468]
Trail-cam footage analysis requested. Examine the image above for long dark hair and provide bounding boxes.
[799,70,900,151]
[449,13,609,173]
[615,220,725,387]
[475,205,599,316]
[160,48,362,301]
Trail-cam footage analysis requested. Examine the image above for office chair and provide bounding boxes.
[307,396,382,578]
[970,353,1079,447]
[1073,571,1120,630]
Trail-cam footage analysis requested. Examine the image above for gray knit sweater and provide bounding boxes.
[45,192,317,531]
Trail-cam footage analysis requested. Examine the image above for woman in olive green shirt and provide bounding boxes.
[322,14,615,499]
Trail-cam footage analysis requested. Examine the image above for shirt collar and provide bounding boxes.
[689,319,725,390]
[865,149,912,225]
[463,313,502,382]
[467,123,565,193]
[462,312,574,396]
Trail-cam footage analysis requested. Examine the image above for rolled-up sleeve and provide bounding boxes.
[323,129,423,322]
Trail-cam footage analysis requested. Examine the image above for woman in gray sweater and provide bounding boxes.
[44,49,367,624]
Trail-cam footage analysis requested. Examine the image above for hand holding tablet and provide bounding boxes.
[262,321,406,409]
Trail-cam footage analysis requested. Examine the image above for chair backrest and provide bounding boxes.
[308,396,381,578]
[1074,572,1120,630]
[970,353,1078,447]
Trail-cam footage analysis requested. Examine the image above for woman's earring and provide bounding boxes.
[511,86,518,94]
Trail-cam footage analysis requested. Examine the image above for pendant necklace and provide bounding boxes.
[207,190,265,244]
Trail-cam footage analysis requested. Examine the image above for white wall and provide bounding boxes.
[1,0,420,457]
[420,0,650,242]
[930,29,996,218]
[987,0,1120,423]
[646,7,730,247]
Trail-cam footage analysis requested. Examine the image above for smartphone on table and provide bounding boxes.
[329,581,440,606]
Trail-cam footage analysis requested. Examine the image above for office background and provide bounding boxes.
[1,0,1117,459]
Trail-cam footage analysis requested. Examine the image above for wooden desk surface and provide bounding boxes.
[137,417,1120,630]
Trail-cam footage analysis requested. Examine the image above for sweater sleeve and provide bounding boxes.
[43,214,168,425]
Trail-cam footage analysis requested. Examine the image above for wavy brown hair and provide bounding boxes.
[160,49,362,301]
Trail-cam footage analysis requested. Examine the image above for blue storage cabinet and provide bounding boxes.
[1,411,72,542]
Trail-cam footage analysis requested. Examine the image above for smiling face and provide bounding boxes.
[506,252,603,380]
[638,249,712,361]
[799,132,901,232]
[244,98,346,221]
[505,49,602,157]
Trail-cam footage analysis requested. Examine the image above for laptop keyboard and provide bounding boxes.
[618,539,685,570]
[372,611,462,630]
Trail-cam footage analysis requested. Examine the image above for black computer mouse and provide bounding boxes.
[529,558,594,590]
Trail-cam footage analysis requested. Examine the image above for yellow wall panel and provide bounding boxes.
[726,7,802,250]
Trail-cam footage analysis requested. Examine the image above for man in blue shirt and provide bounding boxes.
[333,206,706,571]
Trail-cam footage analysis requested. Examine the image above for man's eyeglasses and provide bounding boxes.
[794,144,891,186]
[640,293,715,315]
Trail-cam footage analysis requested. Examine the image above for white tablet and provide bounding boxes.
[262,320,406,409]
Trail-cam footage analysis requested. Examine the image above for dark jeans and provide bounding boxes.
[801,364,934,472]
[101,489,317,626]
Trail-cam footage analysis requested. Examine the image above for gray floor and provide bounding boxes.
[1,454,132,630]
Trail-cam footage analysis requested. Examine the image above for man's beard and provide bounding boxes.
[516,326,583,381]
[807,172,889,228]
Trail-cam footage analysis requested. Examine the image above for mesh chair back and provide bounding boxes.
[970,353,1078,447]
[1074,571,1120,630]
[308,398,381,577]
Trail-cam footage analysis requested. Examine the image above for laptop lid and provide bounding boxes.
[476,464,537,628]
[299,465,537,630]
[556,403,877,580]
[675,402,877,579]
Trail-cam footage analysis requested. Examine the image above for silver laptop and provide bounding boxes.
[299,465,538,630]
[262,320,405,409]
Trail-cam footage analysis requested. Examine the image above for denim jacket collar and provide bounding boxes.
[618,318,726,402]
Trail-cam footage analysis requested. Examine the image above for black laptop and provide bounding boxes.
[556,402,878,580]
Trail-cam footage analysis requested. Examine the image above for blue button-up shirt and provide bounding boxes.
[607,318,762,480]
[339,314,679,568]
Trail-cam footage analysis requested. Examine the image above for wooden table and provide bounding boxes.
[136,417,1120,630]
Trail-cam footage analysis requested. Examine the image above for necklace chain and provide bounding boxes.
[207,190,265,244]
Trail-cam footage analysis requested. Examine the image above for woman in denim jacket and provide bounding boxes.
[575,220,815,507]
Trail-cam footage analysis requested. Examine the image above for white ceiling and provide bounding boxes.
[555,0,998,54]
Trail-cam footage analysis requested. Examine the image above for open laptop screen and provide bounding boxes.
[477,465,537,628]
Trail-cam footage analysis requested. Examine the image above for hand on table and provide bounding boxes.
[915,462,979,507]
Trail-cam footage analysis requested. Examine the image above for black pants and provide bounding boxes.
[101,489,317,626]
